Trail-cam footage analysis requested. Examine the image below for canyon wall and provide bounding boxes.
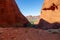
[0,0,30,27]
[38,0,60,29]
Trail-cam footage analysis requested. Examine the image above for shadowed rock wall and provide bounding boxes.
[0,0,30,27]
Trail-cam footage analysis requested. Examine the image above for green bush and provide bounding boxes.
[26,23,34,27]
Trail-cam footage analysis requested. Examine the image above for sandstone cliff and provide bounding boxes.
[38,0,60,29]
[0,0,30,27]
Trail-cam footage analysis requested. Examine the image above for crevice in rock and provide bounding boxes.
[42,3,58,11]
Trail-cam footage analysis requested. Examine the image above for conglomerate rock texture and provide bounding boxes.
[0,0,30,27]
[38,0,60,29]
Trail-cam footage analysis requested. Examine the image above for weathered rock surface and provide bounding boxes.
[38,0,60,29]
[0,0,30,27]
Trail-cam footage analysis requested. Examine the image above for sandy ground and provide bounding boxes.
[0,27,60,40]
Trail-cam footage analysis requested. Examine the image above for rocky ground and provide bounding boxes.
[0,27,60,40]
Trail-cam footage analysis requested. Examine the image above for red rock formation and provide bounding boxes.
[0,0,30,27]
[26,15,40,24]
[38,0,60,29]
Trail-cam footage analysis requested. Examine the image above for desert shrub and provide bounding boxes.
[48,29,60,34]
[29,20,34,24]
[28,24,34,27]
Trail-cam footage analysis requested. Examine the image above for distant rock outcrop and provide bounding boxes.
[38,0,60,29]
[26,15,40,24]
[0,0,30,27]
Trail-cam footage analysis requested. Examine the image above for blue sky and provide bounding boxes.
[15,0,44,16]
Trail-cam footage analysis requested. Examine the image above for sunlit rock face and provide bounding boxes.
[38,0,60,29]
[0,0,30,27]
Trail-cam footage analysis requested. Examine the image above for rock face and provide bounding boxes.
[26,15,40,24]
[0,0,30,27]
[38,0,60,29]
